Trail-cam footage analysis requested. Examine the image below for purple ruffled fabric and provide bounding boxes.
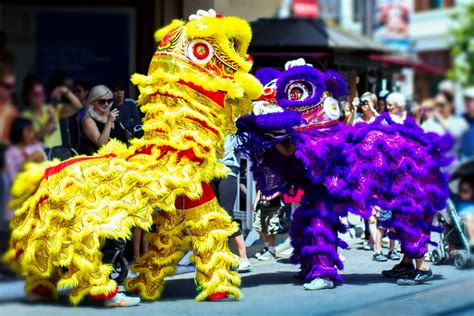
[237,112,453,282]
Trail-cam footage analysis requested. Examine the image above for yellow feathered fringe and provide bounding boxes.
[3,13,261,305]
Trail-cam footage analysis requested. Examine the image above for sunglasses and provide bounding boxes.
[97,98,114,105]
[0,82,15,90]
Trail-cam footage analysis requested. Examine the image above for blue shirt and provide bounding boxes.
[219,135,240,175]
[116,98,142,135]
[460,114,474,158]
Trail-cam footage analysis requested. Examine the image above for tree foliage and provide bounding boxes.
[448,2,474,86]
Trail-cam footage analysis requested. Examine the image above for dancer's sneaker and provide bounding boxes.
[255,247,268,259]
[303,278,334,290]
[104,292,140,307]
[257,250,276,261]
[382,262,415,278]
[397,269,433,286]
[26,292,54,303]
[373,252,388,262]
[388,250,401,261]
[235,258,253,273]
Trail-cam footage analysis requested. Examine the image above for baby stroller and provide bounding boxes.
[101,238,129,284]
[431,199,473,269]
[430,159,474,269]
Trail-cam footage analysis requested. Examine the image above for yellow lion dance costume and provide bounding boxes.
[3,10,261,305]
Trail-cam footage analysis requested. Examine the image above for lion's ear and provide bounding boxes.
[154,20,186,43]
[323,70,346,97]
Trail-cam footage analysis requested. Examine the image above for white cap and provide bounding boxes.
[438,80,455,95]
[463,87,474,99]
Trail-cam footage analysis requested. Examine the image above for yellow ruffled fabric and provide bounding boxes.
[3,14,261,305]
[125,198,240,301]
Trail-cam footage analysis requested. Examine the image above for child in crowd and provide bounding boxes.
[456,177,474,251]
[253,190,285,261]
[372,206,400,262]
[4,117,46,220]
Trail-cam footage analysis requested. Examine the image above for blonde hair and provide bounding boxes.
[86,85,112,121]
[360,92,377,104]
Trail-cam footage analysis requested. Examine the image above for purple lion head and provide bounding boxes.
[253,59,347,128]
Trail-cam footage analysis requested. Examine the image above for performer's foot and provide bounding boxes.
[388,250,401,261]
[396,269,433,285]
[373,252,388,262]
[104,292,140,307]
[303,278,334,290]
[26,292,54,303]
[235,258,253,273]
[206,292,228,300]
[257,250,276,261]
[255,247,268,259]
[27,285,54,303]
[382,262,415,278]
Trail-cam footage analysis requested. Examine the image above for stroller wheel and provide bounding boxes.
[453,251,468,270]
[110,253,129,284]
[431,248,444,265]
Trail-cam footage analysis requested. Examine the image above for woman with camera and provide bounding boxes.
[352,92,379,124]
[80,85,128,155]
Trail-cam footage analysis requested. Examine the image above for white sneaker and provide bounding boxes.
[104,292,141,307]
[258,251,276,261]
[236,258,253,272]
[303,278,334,290]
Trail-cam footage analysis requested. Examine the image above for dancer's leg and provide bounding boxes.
[125,210,185,300]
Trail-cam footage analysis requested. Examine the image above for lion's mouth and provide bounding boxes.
[286,103,320,115]
[229,37,242,56]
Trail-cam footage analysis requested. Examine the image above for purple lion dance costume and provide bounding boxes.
[236,59,453,285]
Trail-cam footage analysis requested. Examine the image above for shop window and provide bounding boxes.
[415,0,455,12]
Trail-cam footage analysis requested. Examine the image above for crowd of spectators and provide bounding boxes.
[0,63,143,268]
[342,82,474,261]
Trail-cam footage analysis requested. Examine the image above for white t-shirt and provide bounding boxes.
[421,115,469,140]
[353,116,376,124]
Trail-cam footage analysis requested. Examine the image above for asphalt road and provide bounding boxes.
[1,239,473,316]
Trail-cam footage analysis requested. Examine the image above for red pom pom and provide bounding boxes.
[88,286,118,300]
[31,285,51,296]
[207,292,228,300]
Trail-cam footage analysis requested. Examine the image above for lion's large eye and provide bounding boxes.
[187,39,214,64]
[287,82,312,101]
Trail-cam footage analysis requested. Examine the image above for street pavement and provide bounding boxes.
[0,237,473,316]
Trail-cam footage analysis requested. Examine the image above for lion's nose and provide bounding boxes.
[258,86,276,101]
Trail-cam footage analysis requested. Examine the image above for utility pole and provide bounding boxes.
[362,0,375,37]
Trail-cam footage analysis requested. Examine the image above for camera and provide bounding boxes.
[360,99,369,106]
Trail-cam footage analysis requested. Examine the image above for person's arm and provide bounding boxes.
[368,99,379,117]
[275,139,296,157]
[82,110,118,147]
[240,183,247,195]
[52,86,82,118]
[35,106,57,141]
[252,190,261,211]
[433,111,449,132]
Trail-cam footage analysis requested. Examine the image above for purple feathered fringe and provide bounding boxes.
[237,112,453,282]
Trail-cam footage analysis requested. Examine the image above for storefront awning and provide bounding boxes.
[369,54,445,75]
